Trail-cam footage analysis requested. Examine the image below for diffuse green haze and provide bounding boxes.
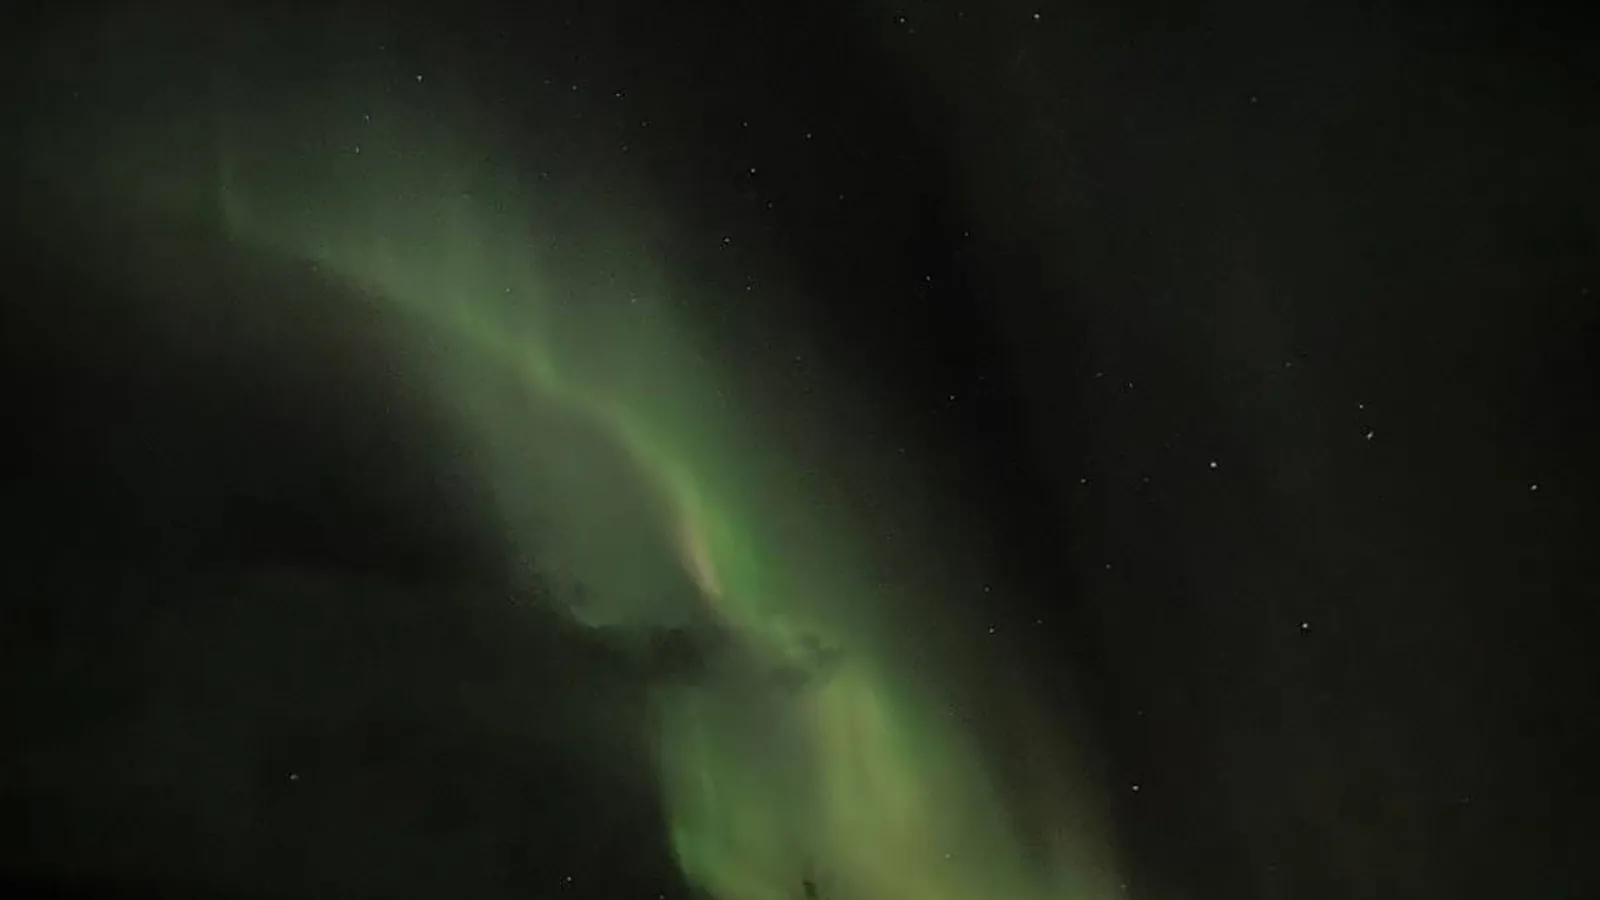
[30,66,1121,900]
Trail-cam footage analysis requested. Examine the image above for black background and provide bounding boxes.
[2,1,1595,898]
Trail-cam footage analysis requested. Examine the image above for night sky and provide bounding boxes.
[1,2,1594,899]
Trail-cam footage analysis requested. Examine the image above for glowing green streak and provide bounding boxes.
[49,80,1121,899]
[228,154,1115,900]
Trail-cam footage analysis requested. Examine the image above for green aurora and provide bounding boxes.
[26,65,1123,900]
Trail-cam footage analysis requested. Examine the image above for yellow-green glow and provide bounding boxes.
[37,76,1122,900]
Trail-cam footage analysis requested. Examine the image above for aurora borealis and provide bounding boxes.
[11,15,1118,900]
[197,76,1118,900]
[5,3,1593,899]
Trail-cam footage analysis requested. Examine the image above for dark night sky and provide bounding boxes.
[1,2,1595,899]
